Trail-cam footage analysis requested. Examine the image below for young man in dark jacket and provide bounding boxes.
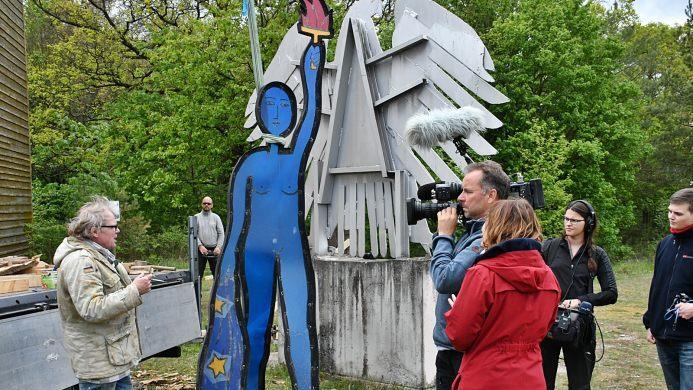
[643,188,693,390]
[430,161,510,389]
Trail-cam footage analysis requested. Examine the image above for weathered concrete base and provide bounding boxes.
[314,256,436,388]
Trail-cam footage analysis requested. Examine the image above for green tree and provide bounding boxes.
[483,0,646,257]
[620,20,692,244]
[25,0,307,258]
[104,0,302,228]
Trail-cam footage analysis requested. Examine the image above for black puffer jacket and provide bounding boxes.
[541,238,618,306]
[643,228,693,341]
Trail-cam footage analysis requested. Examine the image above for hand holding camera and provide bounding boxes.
[437,207,458,235]
[674,293,693,320]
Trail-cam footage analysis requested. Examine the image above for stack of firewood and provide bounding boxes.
[123,260,176,275]
[0,255,51,294]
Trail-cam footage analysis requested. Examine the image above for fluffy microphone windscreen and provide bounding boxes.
[405,106,486,149]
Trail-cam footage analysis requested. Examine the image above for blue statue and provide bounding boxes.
[198,1,333,388]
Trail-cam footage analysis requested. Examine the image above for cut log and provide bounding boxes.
[0,277,30,293]
[151,265,176,271]
[130,265,153,273]
[3,274,43,288]
[0,259,38,276]
[0,254,42,267]
[20,260,52,275]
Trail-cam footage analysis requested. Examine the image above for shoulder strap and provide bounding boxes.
[543,238,562,267]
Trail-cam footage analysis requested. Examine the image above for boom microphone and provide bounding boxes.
[405,106,486,149]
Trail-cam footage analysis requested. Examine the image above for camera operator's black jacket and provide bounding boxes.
[643,228,693,341]
[541,238,618,306]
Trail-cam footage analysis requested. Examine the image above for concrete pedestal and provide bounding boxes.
[314,256,437,388]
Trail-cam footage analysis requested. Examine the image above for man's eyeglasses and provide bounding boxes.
[101,225,119,230]
[563,217,584,224]
[202,202,212,205]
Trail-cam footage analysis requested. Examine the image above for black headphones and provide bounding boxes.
[570,199,596,233]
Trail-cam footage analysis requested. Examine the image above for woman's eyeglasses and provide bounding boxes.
[101,225,119,230]
[563,217,584,224]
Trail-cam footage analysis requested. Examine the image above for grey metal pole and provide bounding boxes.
[247,0,264,92]
[188,216,201,324]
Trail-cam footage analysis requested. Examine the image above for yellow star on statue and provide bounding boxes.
[214,298,225,314]
[208,354,227,378]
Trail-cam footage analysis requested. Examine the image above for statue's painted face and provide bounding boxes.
[258,84,295,136]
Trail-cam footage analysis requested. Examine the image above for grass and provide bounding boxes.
[135,260,666,389]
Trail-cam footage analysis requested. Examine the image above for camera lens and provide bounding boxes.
[406,198,462,225]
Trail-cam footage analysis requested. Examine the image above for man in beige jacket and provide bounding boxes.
[55,196,152,389]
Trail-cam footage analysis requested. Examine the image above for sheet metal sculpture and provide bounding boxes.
[198,1,333,389]
[243,0,508,259]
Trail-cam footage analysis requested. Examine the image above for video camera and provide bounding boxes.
[406,174,545,225]
[674,292,691,305]
[403,106,545,225]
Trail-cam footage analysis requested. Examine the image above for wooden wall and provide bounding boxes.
[0,0,31,256]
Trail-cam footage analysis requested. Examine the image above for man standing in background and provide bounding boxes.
[195,196,225,277]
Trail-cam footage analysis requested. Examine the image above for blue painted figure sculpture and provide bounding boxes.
[198,1,333,389]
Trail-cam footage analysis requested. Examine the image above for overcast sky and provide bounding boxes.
[631,0,689,25]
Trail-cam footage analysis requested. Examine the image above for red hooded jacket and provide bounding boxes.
[445,238,560,390]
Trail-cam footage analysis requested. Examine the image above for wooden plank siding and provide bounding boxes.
[0,0,30,256]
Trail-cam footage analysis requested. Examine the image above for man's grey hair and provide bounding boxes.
[463,160,511,200]
[670,188,693,213]
[68,196,117,240]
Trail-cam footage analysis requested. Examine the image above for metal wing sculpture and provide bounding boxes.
[244,0,508,259]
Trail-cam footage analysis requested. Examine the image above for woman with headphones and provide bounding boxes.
[540,200,618,390]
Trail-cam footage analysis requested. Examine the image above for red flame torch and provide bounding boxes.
[298,0,334,43]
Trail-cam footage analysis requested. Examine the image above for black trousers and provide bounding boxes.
[198,246,218,278]
[541,337,596,390]
[435,349,463,390]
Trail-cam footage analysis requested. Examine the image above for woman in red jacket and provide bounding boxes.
[445,199,561,390]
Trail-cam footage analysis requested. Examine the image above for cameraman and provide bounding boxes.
[643,188,693,390]
[430,160,510,390]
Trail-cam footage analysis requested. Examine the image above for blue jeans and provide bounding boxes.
[78,375,132,390]
[656,339,693,390]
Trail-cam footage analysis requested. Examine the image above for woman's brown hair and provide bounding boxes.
[482,199,543,249]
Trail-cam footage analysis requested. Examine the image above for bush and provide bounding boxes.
[25,220,67,263]
[115,213,151,262]
[148,225,190,265]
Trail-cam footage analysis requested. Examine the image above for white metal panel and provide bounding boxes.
[383,180,396,257]
[336,183,345,255]
[346,181,357,257]
[365,180,379,257]
[357,181,366,257]
[137,283,201,358]
[375,180,388,256]
[0,310,77,390]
